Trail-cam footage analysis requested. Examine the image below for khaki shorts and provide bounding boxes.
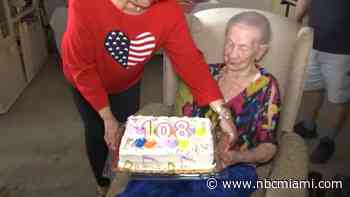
[304,49,350,104]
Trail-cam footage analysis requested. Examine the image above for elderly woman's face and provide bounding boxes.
[224,23,263,71]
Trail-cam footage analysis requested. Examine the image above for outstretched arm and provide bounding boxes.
[162,5,237,141]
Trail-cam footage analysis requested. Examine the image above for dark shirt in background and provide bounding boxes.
[308,0,350,54]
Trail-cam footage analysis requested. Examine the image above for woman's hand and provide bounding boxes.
[218,105,238,150]
[219,116,237,146]
[103,117,122,151]
[215,148,241,172]
[215,127,239,171]
[217,149,242,170]
[209,100,237,144]
[98,106,123,151]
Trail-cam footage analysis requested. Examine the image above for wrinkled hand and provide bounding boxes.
[216,149,241,171]
[103,117,122,151]
[219,117,237,146]
[218,107,237,149]
[215,130,238,171]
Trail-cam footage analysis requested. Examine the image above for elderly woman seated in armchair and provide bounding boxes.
[117,11,281,197]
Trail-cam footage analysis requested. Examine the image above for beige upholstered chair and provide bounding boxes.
[107,8,313,197]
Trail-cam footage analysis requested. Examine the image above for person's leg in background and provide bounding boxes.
[310,56,350,163]
[295,49,325,138]
[71,88,111,196]
[326,103,350,139]
[310,99,349,164]
[71,82,141,197]
[295,90,325,137]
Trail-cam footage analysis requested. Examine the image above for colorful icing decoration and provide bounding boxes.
[123,138,134,148]
[144,140,157,148]
[169,127,177,137]
[178,139,189,150]
[135,126,144,135]
[142,155,158,164]
[135,138,146,148]
[156,122,171,138]
[142,120,154,137]
[201,144,210,150]
[162,139,177,148]
[176,129,187,138]
[193,144,199,153]
[195,126,207,137]
[124,160,133,169]
[118,115,215,174]
[189,127,195,135]
[168,162,176,172]
[180,155,195,162]
[175,120,191,138]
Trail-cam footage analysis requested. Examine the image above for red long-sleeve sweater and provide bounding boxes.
[62,0,222,111]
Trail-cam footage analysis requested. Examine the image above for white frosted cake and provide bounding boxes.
[117,115,215,174]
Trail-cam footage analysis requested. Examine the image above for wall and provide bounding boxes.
[42,0,66,19]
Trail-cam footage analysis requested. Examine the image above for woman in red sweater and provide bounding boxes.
[62,0,235,195]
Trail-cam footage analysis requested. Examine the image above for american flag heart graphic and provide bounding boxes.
[104,31,155,69]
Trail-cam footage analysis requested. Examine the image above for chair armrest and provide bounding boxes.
[265,131,308,197]
[279,27,313,132]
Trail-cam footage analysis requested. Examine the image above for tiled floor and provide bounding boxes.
[298,96,350,179]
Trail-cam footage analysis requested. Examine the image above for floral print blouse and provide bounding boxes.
[182,64,281,151]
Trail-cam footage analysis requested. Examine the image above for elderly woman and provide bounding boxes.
[117,11,281,197]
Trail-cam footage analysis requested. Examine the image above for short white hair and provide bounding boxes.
[226,11,272,44]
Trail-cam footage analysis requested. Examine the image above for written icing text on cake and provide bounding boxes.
[134,120,207,138]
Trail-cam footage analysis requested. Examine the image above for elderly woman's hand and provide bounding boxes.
[217,149,242,170]
[210,100,237,143]
[218,106,237,145]
[215,132,240,171]
[219,118,237,143]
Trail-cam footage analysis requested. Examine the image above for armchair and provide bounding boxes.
[107,7,313,197]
